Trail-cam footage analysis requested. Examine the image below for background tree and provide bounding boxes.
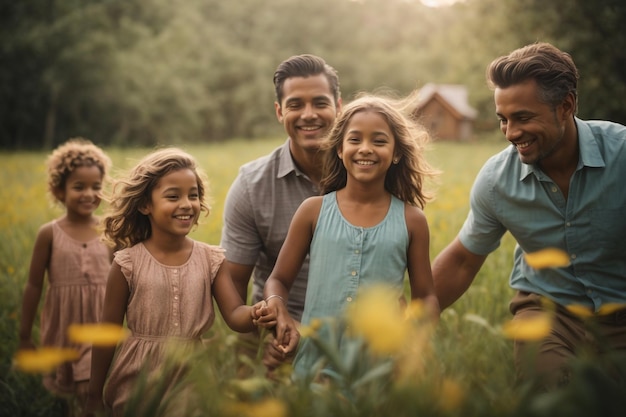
[1,0,624,149]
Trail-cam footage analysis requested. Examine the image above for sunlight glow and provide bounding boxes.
[421,0,466,7]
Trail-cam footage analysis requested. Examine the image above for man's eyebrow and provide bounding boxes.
[496,110,535,118]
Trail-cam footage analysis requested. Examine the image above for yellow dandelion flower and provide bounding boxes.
[597,303,626,316]
[14,347,80,373]
[524,248,570,269]
[247,398,287,417]
[565,304,594,318]
[222,398,286,417]
[539,296,557,312]
[346,285,409,355]
[67,323,129,346]
[298,318,322,338]
[501,314,552,341]
[404,299,425,321]
[437,378,465,412]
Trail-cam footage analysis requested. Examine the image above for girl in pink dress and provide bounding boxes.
[84,148,299,416]
[19,138,113,412]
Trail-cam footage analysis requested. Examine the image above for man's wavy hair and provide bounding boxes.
[487,42,579,112]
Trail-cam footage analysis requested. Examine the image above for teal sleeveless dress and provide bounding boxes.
[293,191,409,378]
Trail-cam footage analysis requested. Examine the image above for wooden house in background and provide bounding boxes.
[412,83,477,141]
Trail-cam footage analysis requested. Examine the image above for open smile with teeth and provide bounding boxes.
[175,215,192,220]
[355,160,375,165]
[515,140,534,149]
[299,126,321,131]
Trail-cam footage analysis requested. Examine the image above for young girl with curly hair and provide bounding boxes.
[19,138,113,412]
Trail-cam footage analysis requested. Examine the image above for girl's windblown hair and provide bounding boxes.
[103,148,209,250]
[320,93,439,208]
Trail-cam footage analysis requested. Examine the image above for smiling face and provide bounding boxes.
[140,168,201,239]
[495,79,574,166]
[338,110,397,184]
[275,74,341,157]
[57,165,104,219]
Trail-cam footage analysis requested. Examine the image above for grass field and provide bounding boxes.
[0,138,550,416]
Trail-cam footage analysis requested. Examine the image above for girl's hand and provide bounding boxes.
[251,301,277,328]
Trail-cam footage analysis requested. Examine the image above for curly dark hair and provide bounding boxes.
[46,137,111,205]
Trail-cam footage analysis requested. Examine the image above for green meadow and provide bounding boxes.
[1,139,614,416]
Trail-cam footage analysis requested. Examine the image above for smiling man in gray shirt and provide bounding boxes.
[221,54,342,371]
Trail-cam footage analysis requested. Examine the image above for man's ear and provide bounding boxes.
[335,97,343,114]
[559,92,576,119]
[275,101,283,123]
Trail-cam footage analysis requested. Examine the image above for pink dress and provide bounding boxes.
[40,220,110,394]
[103,241,224,416]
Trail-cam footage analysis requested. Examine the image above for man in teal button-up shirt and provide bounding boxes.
[432,42,626,391]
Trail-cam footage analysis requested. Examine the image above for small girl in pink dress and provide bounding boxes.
[84,148,299,416]
[18,138,113,412]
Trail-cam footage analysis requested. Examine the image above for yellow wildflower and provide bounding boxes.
[437,378,465,412]
[247,398,287,417]
[501,314,552,341]
[539,296,557,312]
[14,347,79,373]
[298,318,322,339]
[222,398,286,417]
[346,285,409,355]
[565,304,594,318]
[597,303,626,316]
[404,299,426,321]
[67,323,129,346]
[524,248,570,269]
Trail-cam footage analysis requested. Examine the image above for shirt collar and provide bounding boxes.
[277,138,305,179]
[519,117,605,181]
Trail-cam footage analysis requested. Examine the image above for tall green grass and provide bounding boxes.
[0,139,550,416]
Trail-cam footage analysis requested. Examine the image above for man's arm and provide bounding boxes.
[432,237,487,310]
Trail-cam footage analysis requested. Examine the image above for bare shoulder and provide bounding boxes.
[35,220,56,242]
[403,204,428,226]
[292,195,324,230]
[297,195,324,215]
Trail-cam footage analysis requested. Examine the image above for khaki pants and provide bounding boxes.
[509,291,626,391]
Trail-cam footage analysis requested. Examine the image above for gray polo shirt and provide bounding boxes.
[221,139,319,321]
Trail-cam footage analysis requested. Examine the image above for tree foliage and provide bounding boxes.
[1,0,624,149]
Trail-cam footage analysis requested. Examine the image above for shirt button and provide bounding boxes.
[571,254,577,260]
[174,322,179,327]
[565,222,571,227]
[346,297,353,302]
[355,250,360,254]
[351,271,357,276]
[173,269,179,274]
[174,295,179,300]
[551,186,558,192]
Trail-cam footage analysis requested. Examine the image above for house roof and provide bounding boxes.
[416,83,478,119]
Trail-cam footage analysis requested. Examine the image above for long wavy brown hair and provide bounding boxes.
[102,148,209,250]
[319,93,439,209]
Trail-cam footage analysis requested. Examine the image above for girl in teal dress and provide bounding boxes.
[263,93,441,379]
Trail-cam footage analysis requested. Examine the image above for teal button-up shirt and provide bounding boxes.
[459,118,626,310]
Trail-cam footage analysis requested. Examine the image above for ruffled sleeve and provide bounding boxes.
[113,247,134,285]
[206,245,225,284]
